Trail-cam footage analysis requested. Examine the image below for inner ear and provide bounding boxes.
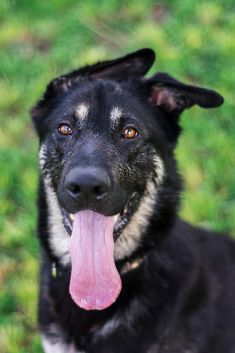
[150,86,193,112]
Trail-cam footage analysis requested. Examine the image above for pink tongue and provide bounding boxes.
[69,210,122,310]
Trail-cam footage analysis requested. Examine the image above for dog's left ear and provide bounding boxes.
[147,73,223,112]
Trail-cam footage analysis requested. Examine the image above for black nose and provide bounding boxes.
[65,167,111,200]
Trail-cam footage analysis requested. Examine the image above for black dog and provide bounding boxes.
[32,48,235,353]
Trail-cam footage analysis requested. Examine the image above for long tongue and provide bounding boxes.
[69,210,122,310]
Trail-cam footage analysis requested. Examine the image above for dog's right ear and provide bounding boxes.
[31,48,155,135]
[44,48,155,98]
[69,48,156,80]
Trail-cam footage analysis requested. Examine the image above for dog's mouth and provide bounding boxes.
[60,192,139,311]
[62,192,139,240]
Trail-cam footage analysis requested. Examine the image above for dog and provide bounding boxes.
[31,48,235,353]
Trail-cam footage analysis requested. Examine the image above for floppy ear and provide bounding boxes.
[147,72,223,112]
[145,73,224,146]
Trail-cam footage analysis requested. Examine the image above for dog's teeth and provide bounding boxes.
[114,214,120,223]
[69,214,75,221]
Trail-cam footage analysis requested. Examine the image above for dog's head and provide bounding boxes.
[32,48,223,310]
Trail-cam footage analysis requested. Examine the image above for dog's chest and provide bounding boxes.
[41,316,121,353]
[41,334,84,353]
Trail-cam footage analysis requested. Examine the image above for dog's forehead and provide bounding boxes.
[71,104,123,124]
[60,80,139,125]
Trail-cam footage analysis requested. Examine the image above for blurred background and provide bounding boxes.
[0,0,234,352]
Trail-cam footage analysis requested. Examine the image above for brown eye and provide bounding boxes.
[122,127,139,139]
[58,123,73,135]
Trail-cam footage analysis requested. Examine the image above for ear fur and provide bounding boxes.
[68,48,155,80]
[45,48,155,98]
[147,72,224,112]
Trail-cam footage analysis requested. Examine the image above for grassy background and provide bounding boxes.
[0,0,234,352]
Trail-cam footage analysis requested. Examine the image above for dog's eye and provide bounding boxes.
[122,127,139,139]
[58,123,73,135]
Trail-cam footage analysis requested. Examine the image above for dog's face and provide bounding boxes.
[32,49,223,310]
[37,78,166,236]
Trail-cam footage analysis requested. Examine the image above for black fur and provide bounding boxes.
[32,49,235,353]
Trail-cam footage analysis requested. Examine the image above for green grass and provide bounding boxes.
[0,1,234,352]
